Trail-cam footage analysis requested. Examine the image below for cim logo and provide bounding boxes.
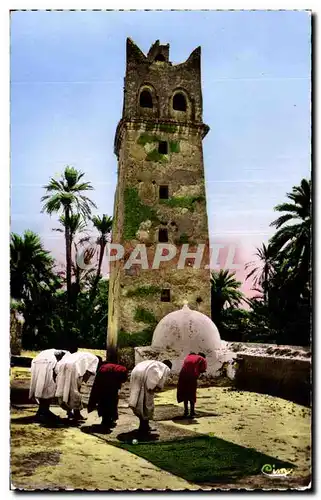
[261,464,293,478]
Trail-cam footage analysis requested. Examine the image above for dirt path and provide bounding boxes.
[10,373,311,491]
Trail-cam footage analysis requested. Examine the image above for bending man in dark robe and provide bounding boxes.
[177,352,207,418]
[87,361,128,429]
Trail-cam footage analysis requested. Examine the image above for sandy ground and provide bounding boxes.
[10,374,311,491]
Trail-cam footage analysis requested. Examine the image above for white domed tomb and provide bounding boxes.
[134,304,236,378]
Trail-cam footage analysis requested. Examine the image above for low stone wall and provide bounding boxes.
[234,353,311,407]
[135,342,311,406]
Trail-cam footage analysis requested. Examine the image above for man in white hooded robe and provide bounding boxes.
[55,351,99,420]
[29,348,69,420]
[129,359,172,434]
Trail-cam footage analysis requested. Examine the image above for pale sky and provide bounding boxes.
[10,10,311,293]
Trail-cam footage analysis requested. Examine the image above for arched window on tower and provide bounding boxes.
[173,92,187,112]
[140,90,153,108]
[155,54,166,62]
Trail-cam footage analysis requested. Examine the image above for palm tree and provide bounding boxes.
[54,213,94,302]
[270,178,311,288]
[41,166,96,305]
[211,269,244,325]
[10,230,56,301]
[90,214,113,299]
[245,243,276,302]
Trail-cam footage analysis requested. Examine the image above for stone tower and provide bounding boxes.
[107,38,211,351]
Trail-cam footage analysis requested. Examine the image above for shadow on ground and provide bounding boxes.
[112,435,295,485]
[153,404,219,422]
[11,414,83,429]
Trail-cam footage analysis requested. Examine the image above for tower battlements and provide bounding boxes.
[108,39,211,348]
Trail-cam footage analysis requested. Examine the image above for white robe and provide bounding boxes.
[129,360,170,421]
[29,349,69,401]
[55,352,98,410]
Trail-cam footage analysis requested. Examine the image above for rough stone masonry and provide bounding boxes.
[108,38,211,346]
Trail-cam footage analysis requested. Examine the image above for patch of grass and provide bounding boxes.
[117,435,295,484]
[126,285,161,298]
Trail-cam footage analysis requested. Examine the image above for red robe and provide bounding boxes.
[88,363,128,421]
[177,354,207,403]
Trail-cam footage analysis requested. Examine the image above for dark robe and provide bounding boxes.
[177,354,207,403]
[88,363,128,422]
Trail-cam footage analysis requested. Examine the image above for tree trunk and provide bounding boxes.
[65,206,72,307]
[90,240,106,301]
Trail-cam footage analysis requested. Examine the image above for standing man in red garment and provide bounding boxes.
[87,360,128,429]
[177,352,207,418]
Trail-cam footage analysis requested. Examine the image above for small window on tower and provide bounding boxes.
[140,90,153,108]
[158,228,168,243]
[173,93,187,112]
[158,141,168,154]
[161,289,171,302]
[159,185,169,199]
[155,54,166,62]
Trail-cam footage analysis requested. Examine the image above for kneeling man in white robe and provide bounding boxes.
[129,359,172,434]
[29,348,69,420]
[55,351,99,421]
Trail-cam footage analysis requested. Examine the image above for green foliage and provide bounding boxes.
[134,307,157,325]
[210,269,245,334]
[137,133,159,146]
[123,187,158,239]
[160,195,205,211]
[10,231,57,302]
[146,149,169,163]
[137,132,180,163]
[169,140,180,153]
[176,233,190,244]
[41,166,97,219]
[243,178,311,346]
[118,328,154,348]
[126,285,161,297]
[76,279,109,349]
